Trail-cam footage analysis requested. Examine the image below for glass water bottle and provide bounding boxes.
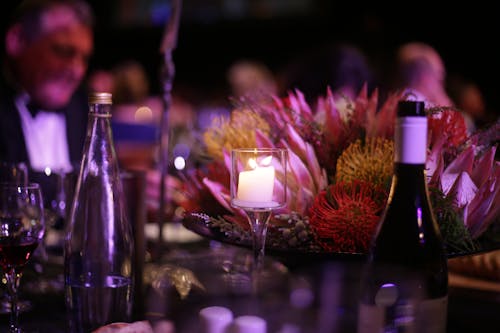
[358,100,448,333]
[64,92,134,332]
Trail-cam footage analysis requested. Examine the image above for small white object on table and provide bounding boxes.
[199,306,234,333]
[231,315,267,333]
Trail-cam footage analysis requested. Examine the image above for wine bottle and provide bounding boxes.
[358,100,448,333]
[64,92,134,332]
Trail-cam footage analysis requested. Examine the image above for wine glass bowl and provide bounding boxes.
[230,148,287,281]
[0,183,45,332]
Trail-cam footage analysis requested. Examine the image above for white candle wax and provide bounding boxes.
[236,164,275,205]
[199,306,233,333]
[232,315,267,333]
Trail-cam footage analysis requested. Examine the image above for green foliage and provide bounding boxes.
[429,187,478,254]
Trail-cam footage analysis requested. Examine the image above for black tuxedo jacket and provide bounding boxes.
[0,79,88,165]
[0,76,88,206]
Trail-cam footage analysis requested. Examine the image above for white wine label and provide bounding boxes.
[395,117,427,164]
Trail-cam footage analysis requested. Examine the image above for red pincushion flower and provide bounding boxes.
[428,108,468,149]
[308,180,387,253]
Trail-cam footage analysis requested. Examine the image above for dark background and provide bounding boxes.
[2,0,499,112]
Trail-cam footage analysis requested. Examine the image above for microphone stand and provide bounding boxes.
[156,0,182,261]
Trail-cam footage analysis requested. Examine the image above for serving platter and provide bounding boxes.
[183,212,500,261]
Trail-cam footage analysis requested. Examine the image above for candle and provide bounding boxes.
[235,156,276,207]
[199,306,233,333]
[232,315,267,333]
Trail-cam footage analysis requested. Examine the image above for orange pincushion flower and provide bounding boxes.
[308,180,387,253]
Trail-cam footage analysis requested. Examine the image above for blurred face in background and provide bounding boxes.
[6,5,93,109]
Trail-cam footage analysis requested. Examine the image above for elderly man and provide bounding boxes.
[0,0,94,215]
[0,0,94,174]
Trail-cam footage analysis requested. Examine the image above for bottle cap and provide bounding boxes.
[199,306,233,333]
[89,92,113,105]
[397,100,425,117]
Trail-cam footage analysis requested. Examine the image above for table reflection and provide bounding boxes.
[142,243,363,333]
[2,229,500,332]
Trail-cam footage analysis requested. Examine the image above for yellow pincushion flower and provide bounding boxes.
[203,109,271,160]
[335,137,394,188]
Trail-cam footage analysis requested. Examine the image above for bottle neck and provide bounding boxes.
[394,116,427,164]
[393,163,427,181]
[89,103,112,118]
[86,103,113,142]
[83,103,116,164]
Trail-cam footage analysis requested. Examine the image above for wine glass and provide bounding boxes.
[0,183,45,332]
[230,148,287,281]
[0,162,32,315]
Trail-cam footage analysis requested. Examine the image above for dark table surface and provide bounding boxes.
[2,238,500,333]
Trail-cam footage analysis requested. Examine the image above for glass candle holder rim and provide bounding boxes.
[231,148,288,153]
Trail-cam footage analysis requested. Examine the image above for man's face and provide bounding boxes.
[14,7,93,109]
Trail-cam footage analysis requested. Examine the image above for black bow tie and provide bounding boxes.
[26,102,63,117]
[26,101,41,117]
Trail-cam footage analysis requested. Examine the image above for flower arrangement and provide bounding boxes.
[180,86,500,256]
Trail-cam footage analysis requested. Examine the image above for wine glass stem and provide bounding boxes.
[244,210,272,271]
[5,270,21,333]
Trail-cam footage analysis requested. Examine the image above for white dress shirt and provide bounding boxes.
[15,94,73,173]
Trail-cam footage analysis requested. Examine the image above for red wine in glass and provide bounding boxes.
[0,221,39,315]
[0,235,39,271]
[1,183,45,332]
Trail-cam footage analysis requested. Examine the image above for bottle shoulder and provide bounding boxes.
[370,188,445,263]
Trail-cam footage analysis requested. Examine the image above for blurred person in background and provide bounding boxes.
[93,59,200,172]
[447,74,498,131]
[279,43,375,104]
[393,42,453,107]
[0,1,94,305]
[393,42,483,133]
[0,0,94,208]
[226,59,278,101]
[278,42,375,125]
[87,68,114,95]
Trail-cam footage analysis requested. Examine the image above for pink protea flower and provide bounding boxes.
[178,85,499,255]
[317,86,402,179]
[435,145,500,238]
